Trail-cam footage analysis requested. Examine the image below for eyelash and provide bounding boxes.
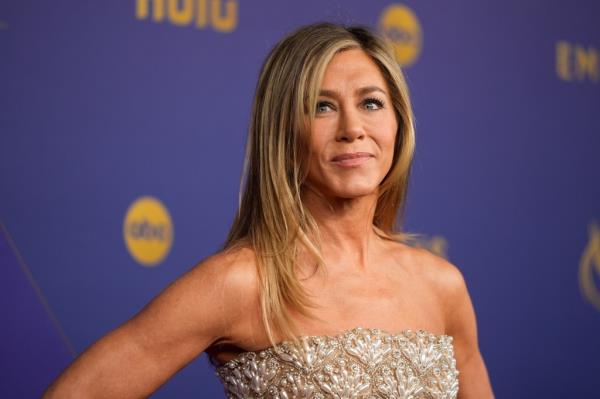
[315,97,385,113]
[316,101,333,113]
[363,97,385,109]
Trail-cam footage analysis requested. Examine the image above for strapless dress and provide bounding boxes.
[213,326,459,398]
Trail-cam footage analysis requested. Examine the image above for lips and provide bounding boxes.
[331,152,374,162]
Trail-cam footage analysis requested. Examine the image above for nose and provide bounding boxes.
[336,106,365,142]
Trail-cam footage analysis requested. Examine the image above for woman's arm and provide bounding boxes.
[442,261,495,399]
[43,249,252,398]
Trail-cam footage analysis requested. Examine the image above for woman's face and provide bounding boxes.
[305,48,398,200]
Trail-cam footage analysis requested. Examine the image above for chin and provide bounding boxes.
[330,183,379,199]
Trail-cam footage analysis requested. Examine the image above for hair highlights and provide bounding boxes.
[223,22,416,345]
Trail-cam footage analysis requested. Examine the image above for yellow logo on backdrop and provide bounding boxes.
[579,220,600,311]
[136,0,238,33]
[556,41,599,83]
[123,196,173,267]
[378,4,422,67]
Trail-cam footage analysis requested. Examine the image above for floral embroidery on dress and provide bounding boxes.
[213,327,459,398]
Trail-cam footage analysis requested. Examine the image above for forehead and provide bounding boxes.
[320,48,387,90]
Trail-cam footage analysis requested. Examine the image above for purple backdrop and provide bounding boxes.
[1,0,600,397]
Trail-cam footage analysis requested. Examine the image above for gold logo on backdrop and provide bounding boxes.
[579,220,600,311]
[556,41,599,83]
[0,20,8,30]
[136,0,238,33]
[123,196,174,267]
[378,4,422,67]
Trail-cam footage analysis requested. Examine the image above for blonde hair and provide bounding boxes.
[223,22,417,344]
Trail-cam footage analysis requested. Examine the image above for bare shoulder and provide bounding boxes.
[190,245,259,293]
[415,247,470,324]
[412,246,466,300]
[390,242,466,297]
[187,245,261,325]
[129,244,261,349]
[388,242,468,330]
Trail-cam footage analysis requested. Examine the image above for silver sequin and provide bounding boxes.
[214,327,459,398]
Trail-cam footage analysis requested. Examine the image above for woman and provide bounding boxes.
[44,22,494,398]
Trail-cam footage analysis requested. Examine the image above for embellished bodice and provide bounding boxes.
[213,327,459,398]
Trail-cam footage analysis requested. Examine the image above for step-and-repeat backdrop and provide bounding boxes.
[1,1,599,397]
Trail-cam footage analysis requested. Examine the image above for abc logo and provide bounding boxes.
[378,4,422,66]
[123,196,173,267]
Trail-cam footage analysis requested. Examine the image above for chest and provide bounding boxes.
[291,266,445,336]
[208,259,447,365]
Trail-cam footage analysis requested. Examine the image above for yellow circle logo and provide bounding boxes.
[378,4,422,66]
[580,220,600,311]
[123,196,173,267]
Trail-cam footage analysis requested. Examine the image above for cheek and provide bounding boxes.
[308,125,330,161]
[378,119,398,158]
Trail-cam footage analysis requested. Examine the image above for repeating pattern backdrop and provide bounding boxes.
[1,1,599,397]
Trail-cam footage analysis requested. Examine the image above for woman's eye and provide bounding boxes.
[316,101,334,113]
[363,98,384,110]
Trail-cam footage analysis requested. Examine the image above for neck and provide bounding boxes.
[301,186,382,271]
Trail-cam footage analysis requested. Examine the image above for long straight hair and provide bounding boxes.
[222,22,417,345]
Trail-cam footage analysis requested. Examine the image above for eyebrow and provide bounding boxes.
[319,85,388,98]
